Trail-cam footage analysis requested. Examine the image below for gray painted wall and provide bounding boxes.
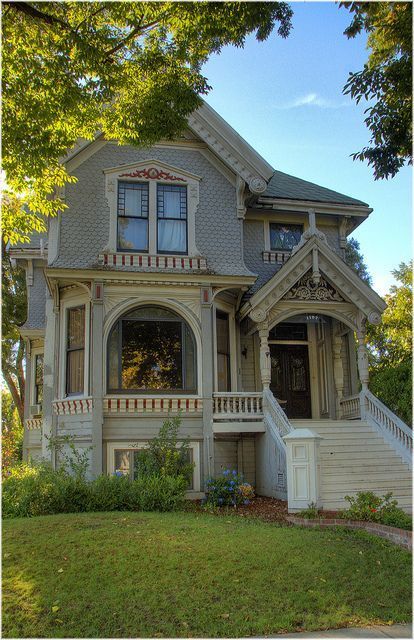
[23,266,47,330]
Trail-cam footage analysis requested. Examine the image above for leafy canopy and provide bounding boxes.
[2,1,292,244]
[341,2,412,179]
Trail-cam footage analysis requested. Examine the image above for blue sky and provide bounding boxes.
[202,1,412,295]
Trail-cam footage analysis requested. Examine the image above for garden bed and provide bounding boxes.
[287,516,412,550]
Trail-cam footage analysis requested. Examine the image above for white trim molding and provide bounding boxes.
[98,253,207,271]
[26,418,43,430]
[103,396,203,414]
[53,398,93,415]
[262,250,292,265]
[103,159,201,257]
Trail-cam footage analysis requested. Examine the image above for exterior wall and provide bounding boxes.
[53,144,251,277]
[240,332,258,392]
[214,436,256,486]
[24,265,47,330]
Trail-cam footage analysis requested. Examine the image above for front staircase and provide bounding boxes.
[291,419,412,513]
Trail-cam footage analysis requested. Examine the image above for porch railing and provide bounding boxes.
[212,392,263,420]
[362,389,412,467]
[263,388,293,441]
[340,394,361,419]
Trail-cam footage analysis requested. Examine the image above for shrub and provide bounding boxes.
[340,491,412,531]
[204,469,254,507]
[298,502,319,519]
[134,416,194,485]
[129,475,187,512]
[88,474,131,512]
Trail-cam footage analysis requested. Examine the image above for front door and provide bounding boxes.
[270,345,311,418]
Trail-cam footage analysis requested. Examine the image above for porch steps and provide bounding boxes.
[290,420,412,512]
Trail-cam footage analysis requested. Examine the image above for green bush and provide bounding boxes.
[340,491,412,531]
[204,469,255,507]
[88,474,132,512]
[370,360,412,426]
[129,475,187,512]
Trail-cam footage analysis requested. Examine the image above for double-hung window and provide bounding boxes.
[157,184,187,254]
[117,182,149,252]
[66,306,85,395]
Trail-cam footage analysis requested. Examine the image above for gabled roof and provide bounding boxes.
[262,170,369,207]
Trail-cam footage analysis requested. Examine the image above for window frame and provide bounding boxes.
[65,305,86,397]
[107,441,201,493]
[117,180,149,253]
[59,296,90,400]
[107,306,197,395]
[156,183,188,255]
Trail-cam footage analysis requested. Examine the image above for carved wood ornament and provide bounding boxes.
[283,271,344,302]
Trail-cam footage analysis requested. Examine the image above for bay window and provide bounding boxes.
[66,306,85,395]
[107,306,196,393]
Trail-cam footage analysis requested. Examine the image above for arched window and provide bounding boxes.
[107,306,197,393]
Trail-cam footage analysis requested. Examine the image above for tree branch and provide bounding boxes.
[3,1,70,29]
[3,369,24,428]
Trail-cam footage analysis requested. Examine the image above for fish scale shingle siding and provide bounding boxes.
[243,220,284,295]
[53,144,252,277]
[22,266,47,330]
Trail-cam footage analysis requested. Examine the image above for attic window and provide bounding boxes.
[270,223,303,251]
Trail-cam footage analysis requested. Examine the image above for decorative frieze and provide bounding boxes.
[119,166,185,182]
[262,250,291,265]
[26,418,42,430]
[98,253,207,271]
[283,271,344,302]
[103,397,203,414]
[53,398,93,415]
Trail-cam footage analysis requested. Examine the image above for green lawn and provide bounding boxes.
[2,511,412,638]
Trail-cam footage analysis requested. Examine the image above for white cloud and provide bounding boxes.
[275,93,351,110]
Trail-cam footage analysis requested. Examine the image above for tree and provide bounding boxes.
[2,1,293,245]
[344,237,372,285]
[2,244,27,427]
[341,2,412,179]
[2,388,24,476]
[367,262,412,425]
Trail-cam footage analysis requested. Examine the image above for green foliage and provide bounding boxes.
[47,434,93,481]
[297,502,319,519]
[135,415,194,484]
[341,2,412,179]
[367,261,412,424]
[344,237,372,285]
[341,491,412,531]
[1,246,27,426]
[129,475,187,512]
[1,389,24,476]
[2,1,292,244]
[369,360,412,426]
[204,469,255,507]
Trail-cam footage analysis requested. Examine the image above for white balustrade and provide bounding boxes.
[362,389,412,466]
[340,394,361,419]
[212,392,263,420]
[262,388,293,438]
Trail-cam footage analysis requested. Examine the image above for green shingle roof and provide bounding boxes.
[263,170,369,207]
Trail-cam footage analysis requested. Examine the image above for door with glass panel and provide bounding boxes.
[270,345,311,418]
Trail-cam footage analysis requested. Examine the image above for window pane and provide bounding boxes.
[184,325,196,391]
[35,354,44,401]
[157,219,187,253]
[67,349,84,394]
[157,185,187,219]
[123,307,178,321]
[114,450,130,476]
[67,308,85,349]
[270,224,302,250]
[118,182,148,218]
[118,217,148,251]
[108,323,119,390]
[121,320,183,390]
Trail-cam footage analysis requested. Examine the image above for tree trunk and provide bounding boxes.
[3,369,24,427]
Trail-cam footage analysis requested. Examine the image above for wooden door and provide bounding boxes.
[270,345,311,418]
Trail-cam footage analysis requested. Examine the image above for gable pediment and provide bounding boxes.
[242,234,386,326]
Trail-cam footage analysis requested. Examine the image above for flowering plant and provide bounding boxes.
[204,469,254,507]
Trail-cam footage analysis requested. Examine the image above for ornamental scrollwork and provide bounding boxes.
[119,167,185,182]
[283,271,344,302]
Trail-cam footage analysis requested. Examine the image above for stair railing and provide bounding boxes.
[361,389,412,468]
[262,388,293,448]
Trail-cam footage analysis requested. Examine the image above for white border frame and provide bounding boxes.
[104,159,201,257]
[106,440,201,493]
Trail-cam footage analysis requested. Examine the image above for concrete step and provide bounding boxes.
[322,466,410,477]
[321,472,411,484]
[320,450,404,461]
[320,443,397,452]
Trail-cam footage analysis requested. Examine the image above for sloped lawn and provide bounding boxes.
[2,511,412,638]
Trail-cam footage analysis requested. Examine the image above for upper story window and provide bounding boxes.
[66,306,85,396]
[107,306,196,393]
[157,184,187,254]
[34,354,44,404]
[117,182,149,252]
[270,223,303,251]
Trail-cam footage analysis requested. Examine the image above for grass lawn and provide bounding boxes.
[2,511,412,638]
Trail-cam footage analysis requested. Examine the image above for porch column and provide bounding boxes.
[201,287,214,482]
[90,282,104,477]
[332,333,344,418]
[258,322,271,390]
[356,323,369,391]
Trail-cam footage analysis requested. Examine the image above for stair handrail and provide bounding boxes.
[361,388,412,467]
[263,388,293,443]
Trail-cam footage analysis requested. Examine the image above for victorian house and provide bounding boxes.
[12,102,412,511]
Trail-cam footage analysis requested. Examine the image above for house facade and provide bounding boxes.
[13,103,412,510]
